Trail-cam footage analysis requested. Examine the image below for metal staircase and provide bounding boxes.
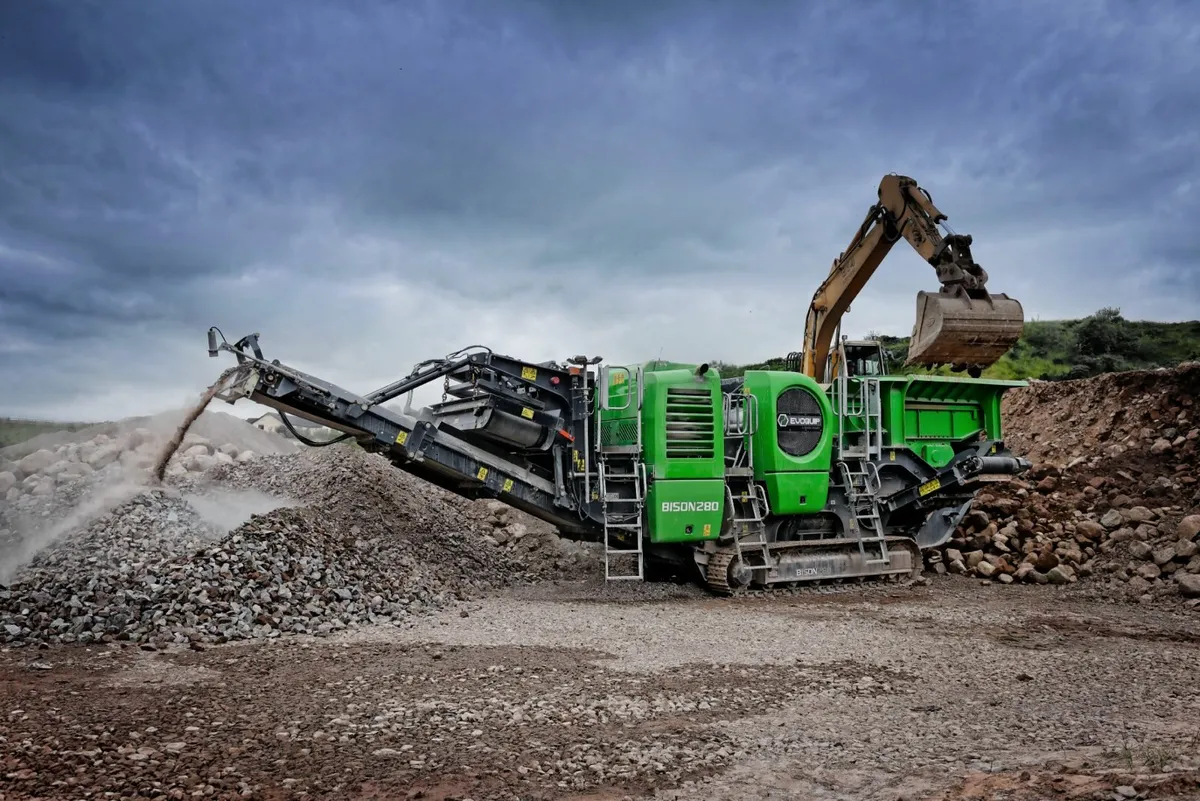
[598,457,646,580]
[838,447,891,567]
[595,365,646,581]
[722,390,772,570]
[832,341,890,566]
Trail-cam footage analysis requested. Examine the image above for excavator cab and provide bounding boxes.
[905,289,1024,376]
[827,339,888,381]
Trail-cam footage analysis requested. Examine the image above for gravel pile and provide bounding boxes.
[931,361,1200,602]
[1,410,598,647]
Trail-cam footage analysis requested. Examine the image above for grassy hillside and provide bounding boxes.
[715,308,1200,381]
[0,418,96,450]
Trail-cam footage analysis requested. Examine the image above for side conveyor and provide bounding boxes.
[206,330,602,539]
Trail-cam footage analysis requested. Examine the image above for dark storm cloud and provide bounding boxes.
[1,0,1198,420]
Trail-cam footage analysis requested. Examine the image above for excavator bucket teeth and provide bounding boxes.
[905,290,1024,370]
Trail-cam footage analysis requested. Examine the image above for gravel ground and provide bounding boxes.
[3,576,1198,801]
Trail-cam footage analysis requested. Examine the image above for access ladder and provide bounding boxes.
[595,365,647,580]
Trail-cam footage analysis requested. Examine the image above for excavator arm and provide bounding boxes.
[801,174,1023,382]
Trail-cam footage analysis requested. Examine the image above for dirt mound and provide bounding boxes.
[1,445,598,647]
[931,361,1200,603]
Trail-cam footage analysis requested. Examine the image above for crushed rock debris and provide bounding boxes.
[932,361,1200,605]
[1,411,598,647]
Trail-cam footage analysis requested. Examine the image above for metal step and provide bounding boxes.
[599,453,646,581]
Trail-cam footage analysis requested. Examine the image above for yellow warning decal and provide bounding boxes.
[918,478,941,497]
[521,366,537,381]
[703,523,712,537]
[395,431,408,445]
[611,371,626,386]
[521,407,534,419]
[502,478,513,493]
[477,467,489,481]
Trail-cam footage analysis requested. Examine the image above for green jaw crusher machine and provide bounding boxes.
[207,330,1030,596]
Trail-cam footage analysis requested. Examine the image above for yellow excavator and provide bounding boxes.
[799,173,1024,383]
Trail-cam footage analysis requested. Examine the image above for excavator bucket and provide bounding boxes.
[905,290,1024,371]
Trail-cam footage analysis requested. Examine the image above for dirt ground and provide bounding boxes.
[2,576,1199,801]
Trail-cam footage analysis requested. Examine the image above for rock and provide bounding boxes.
[1178,574,1200,598]
[1136,563,1162,580]
[1174,540,1198,559]
[1178,515,1200,541]
[965,550,985,568]
[1150,437,1172,455]
[1100,509,1124,529]
[185,455,217,473]
[0,471,15,493]
[1129,542,1153,560]
[1075,520,1104,541]
[976,561,997,578]
[1127,576,1152,594]
[127,428,154,448]
[85,445,122,469]
[236,451,257,463]
[17,449,56,475]
[182,435,213,453]
[1125,506,1154,524]
[1151,545,1176,566]
[997,573,1014,584]
[1046,565,1076,585]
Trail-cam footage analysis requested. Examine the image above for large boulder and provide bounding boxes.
[17,449,56,476]
[85,444,122,469]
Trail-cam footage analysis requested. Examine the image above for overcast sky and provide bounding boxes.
[2,0,1198,422]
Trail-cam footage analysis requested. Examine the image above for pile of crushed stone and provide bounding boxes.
[0,410,296,507]
[1,434,598,647]
[932,361,1200,604]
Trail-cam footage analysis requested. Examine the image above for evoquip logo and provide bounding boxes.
[777,413,821,429]
[660,501,720,513]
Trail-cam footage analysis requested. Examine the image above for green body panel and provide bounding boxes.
[640,367,724,481]
[761,471,833,516]
[837,374,1025,468]
[646,479,725,543]
[598,359,1021,547]
[740,370,834,515]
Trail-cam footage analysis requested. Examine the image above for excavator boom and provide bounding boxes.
[803,174,1023,381]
